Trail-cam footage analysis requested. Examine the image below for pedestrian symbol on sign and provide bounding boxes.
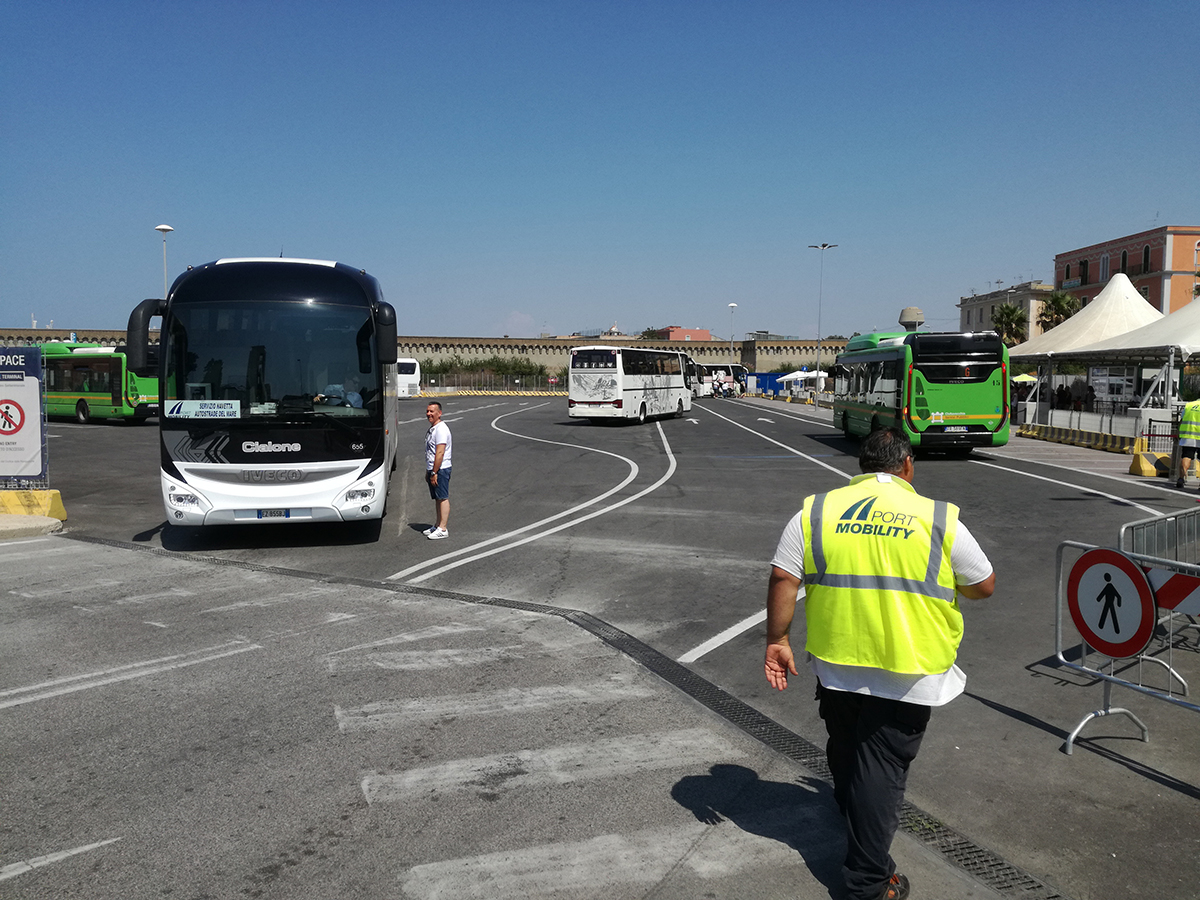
[1096,573,1122,633]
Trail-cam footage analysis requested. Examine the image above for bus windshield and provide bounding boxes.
[164,300,378,417]
[909,333,1003,384]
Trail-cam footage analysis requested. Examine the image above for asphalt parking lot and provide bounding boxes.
[3,396,1198,899]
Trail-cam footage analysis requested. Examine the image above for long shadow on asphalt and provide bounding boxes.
[672,763,845,894]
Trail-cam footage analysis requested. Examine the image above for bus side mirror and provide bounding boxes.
[126,298,165,373]
[376,302,398,365]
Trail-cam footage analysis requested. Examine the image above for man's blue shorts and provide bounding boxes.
[427,467,451,500]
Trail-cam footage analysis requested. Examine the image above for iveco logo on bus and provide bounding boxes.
[242,441,302,453]
[241,468,306,483]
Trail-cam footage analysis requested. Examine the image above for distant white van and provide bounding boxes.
[397,358,421,398]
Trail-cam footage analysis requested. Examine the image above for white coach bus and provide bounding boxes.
[397,357,421,398]
[567,345,693,423]
[127,258,400,527]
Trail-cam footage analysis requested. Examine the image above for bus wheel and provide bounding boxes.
[675,399,685,418]
[75,400,91,424]
[637,403,647,425]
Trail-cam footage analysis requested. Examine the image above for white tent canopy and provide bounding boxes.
[1008,273,1162,362]
[779,370,828,383]
[1056,294,1200,364]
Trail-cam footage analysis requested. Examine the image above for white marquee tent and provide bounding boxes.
[1008,273,1162,362]
[1057,293,1200,364]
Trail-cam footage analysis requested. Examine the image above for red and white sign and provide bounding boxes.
[1066,548,1157,658]
[1144,567,1200,616]
[0,399,25,435]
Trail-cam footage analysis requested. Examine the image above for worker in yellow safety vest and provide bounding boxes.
[764,428,995,900]
[1176,398,1200,489]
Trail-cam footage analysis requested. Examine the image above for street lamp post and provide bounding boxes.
[808,243,837,391]
[728,303,738,365]
[155,224,174,299]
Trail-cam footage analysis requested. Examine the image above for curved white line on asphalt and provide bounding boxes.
[696,404,852,481]
[387,403,640,582]
[398,421,678,584]
[970,459,1161,516]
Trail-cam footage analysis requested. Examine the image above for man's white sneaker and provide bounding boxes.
[427,528,449,540]
[422,526,436,535]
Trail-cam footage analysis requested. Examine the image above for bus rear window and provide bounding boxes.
[910,333,1003,358]
[915,362,999,384]
[572,350,617,369]
[397,362,417,375]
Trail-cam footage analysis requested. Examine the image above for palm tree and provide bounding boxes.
[1036,290,1080,331]
[989,303,1028,346]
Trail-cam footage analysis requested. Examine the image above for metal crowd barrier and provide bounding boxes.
[1055,540,1200,754]
[1120,505,1200,565]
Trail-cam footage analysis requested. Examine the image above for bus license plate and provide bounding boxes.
[945,426,968,433]
[258,508,290,519]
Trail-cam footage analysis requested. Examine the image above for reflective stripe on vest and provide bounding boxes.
[801,475,963,674]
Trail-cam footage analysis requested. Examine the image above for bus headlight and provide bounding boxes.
[346,487,375,503]
[168,491,201,508]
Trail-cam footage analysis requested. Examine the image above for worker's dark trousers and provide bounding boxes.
[817,685,931,900]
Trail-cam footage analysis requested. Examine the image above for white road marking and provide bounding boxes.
[13,579,124,599]
[402,420,678,584]
[969,460,1161,515]
[338,676,652,734]
[977,447,1191,497]
[698,404,851,480]
[757,417,775,423]
[143,621,169,628]
[0,545,73,563]
[335,676,654,731]
[361,727,742,803]
[328,623,485,655]
[0,642,261,709]
[399,826,709,899]
[388,403,667,582]
[326,646,522,673]
[399,401,508,424]
[0,537,53,550]
[0,838,122,881]
[678,603,780,663]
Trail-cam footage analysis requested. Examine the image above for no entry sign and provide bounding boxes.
[1066,548,1156,658]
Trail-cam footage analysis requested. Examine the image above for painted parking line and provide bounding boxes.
[0,838,122,882]
[335,675,654,731]
[0,641,261,710]
[399,826,710,899]
[361,727,741,803]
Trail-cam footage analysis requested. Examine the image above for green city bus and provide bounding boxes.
[832,330,1009,451]
[42,342,159,423]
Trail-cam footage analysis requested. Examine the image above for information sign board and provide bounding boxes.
[0,347,46,481]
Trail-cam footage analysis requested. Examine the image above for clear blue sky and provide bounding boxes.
[2,1,1196,340]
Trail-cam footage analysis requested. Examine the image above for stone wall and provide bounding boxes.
[0,328,846,373]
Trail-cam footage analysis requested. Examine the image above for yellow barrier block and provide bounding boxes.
[0,490,67,520]
[1129,452,1170,478]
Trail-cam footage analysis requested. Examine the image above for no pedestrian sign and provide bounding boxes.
[1066,548,1156,658]
[0,399,24,435]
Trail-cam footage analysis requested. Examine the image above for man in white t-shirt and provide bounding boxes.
[764,428,994,900]
[423,401,453,540]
